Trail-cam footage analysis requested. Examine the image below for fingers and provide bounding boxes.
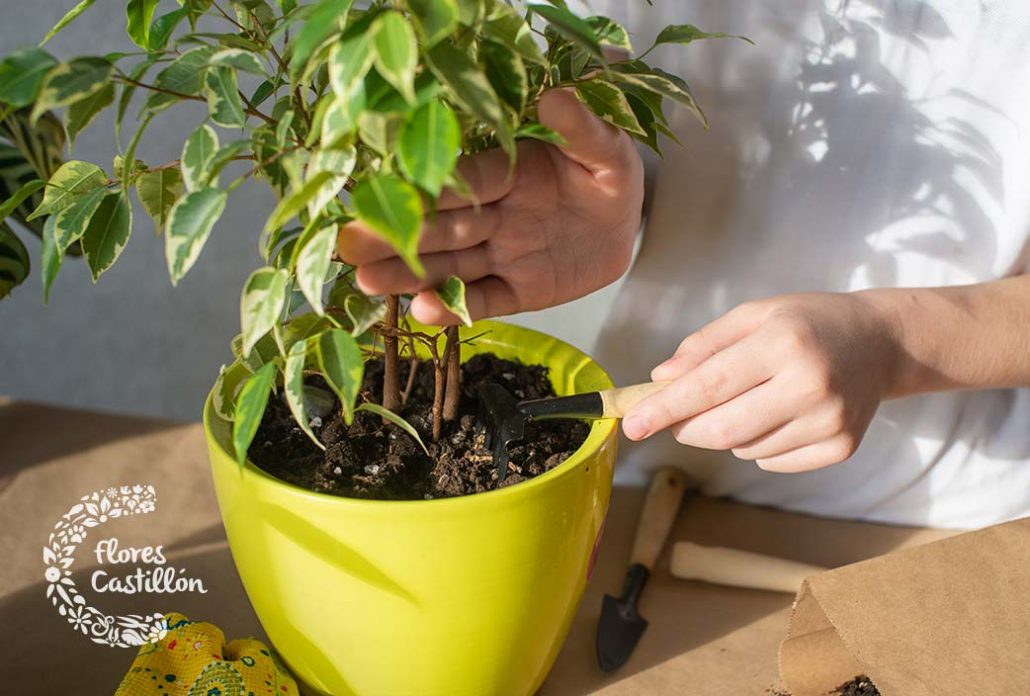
[409,276,520,325]
[339,206,499,265]
[437,147,517,210]
[752,435,860,474]
[624,334,773,441]
[666,380,793,451]
[355,244,492,296]
[731,413,835,462]
[537,88,632,175]
[651,303,768,382]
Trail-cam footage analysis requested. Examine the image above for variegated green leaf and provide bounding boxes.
[284,341,326,449]
[408,0,457,47]
[232,361,277,466]
[149,8,189,51]
[145,46,216,113]
[31,57,114,125]
[288,0,355,81]
[263,171,333,233]
[81,192,132,282]
[480,39,526,114]
[357,402,429,455]
[350,174,424,276]
[574,79,645,136]
[316,328,363,424]
[126,0,161,49]
[165,187,227,283]
[52,186,107,249]
[528,3,603,62]
[40,215,62,303]
[0,48,58,108]
[435,275,472,326]
[210,49,267,75]
[66,82,115,146]
[586,16,632,52]
[426,41,504,131]
[651,24,753,49]
[305,145,354,217]
[241,266,289,356]
[136,167,184,234]
[205,66,247,128]
[29,160,105,221]
[181,124,219,192]
[397,100,459,196]
[40,0,97,46]
[295,224,336,313]
[327,17,376,97]
[372,11,417,104]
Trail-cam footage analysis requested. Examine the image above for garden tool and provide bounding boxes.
[596,467,689,672]
[476,381,668,481]
[670,541,827,594]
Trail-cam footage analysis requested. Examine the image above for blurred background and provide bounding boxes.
[0,1,626,422]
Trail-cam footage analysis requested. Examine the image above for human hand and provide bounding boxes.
[336,88,644,324]
[622,292,901,472]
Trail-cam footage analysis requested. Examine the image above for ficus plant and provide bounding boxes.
[0,0,738,467]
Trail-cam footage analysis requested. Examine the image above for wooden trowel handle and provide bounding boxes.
[630,468,688,570]
[670,541,827,594]
[599,381,670,419]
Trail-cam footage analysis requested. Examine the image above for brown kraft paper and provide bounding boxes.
[779,517,1030,695]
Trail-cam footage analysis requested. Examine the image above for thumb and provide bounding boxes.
[537,88,629,174]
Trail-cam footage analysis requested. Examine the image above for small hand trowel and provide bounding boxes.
[596,467,689,672]
[476,381,668,481]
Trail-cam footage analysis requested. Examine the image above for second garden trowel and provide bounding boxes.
[596,467,689,672]
[476,381,668,481]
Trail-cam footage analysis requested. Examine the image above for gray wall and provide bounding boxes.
[0,2,621,422]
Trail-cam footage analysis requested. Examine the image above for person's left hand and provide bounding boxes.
[622,291,901,472]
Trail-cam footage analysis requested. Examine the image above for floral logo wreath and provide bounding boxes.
[43,484,167,648]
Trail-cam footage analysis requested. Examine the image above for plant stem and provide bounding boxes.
[401,357,420,405]
[432,357,445,442]
[382,294,401,413]
[443,326,461,422]
[112,74,278,127]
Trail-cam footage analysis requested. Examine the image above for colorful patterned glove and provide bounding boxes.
[116,613,299,696]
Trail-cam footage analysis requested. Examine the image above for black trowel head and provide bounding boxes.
[596,563,651,672]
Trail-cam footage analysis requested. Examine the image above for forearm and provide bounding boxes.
[860,275,1030,398]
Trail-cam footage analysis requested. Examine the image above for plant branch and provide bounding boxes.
[113,74,278,127]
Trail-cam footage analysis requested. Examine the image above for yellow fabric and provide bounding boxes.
[116,613,299,696]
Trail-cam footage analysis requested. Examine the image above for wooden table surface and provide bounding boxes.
[0,399,949,695]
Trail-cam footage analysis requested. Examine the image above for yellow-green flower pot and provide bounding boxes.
[204,320,617,695]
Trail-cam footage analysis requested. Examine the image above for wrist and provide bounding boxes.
[852,288,922,399]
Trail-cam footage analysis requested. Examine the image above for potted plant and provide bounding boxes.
[0,1,728,692]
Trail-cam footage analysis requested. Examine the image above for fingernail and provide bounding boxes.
[651,357,678,379]
[623,414,651,441]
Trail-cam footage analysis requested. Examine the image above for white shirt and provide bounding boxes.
[591,0,1030,529]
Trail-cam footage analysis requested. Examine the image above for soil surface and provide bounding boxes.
[770,675,880,696]
[829,676,880,696]
[250,353,590,500]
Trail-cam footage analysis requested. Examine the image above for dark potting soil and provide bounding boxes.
[829,676,880,696]
[770,675,880,696]
[249,353,590,500]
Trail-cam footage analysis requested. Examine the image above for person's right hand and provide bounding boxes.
[336,88,645,324]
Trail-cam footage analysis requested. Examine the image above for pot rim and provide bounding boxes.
[203,319,617,509]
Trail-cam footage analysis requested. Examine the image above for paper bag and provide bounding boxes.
[780,517,1030,695]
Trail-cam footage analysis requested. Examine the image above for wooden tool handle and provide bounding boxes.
[669,541,827,594]
[629,467,688,570]
[598,381,670,418]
